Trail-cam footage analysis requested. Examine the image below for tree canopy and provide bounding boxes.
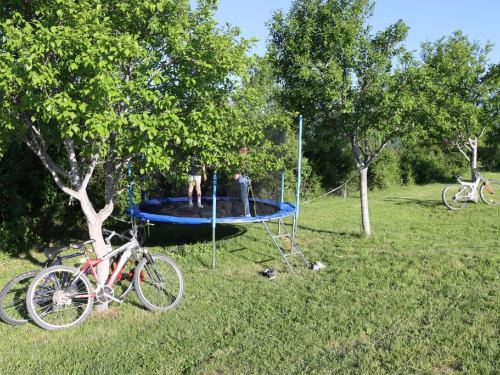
[419,31,500,178]
[267,0,420,237]
[0,0,272,287]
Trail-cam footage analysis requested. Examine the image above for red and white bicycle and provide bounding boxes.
[26,222,184,330]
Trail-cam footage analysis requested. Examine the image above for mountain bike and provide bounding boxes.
[0,234,136,326]
[26,222,184,330]
[442,167,500,210]
[0,241,94,326]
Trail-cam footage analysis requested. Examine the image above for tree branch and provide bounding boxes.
[63,137,81,189]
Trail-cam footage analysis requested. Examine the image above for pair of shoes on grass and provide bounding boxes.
[263,268,276,280]
[312,261,326,272]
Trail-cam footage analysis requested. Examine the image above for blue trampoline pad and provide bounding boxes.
[128,196,296,224]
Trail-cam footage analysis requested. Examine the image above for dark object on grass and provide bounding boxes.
[263,269,276,280]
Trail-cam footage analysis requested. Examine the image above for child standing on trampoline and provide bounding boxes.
[187,152,206,208]
[234,146,251,217]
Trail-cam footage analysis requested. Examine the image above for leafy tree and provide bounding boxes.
[479,64,500,170]
[225,56,292,175]
[303,132,356,194]
[227,56,305,199]
[0,0,261,308]
[267,0,420,238]
[397,138,469,185]
[420,31,500,181]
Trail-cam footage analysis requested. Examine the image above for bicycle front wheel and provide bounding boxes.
[26,265,94,330]
[134,254,184,311]
[0,270,38,325]
[443,185,467,210]
[480,180,500,205]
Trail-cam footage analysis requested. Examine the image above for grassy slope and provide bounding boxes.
[1,178,500,374]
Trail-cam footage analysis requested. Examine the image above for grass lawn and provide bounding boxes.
[1,177,500,374]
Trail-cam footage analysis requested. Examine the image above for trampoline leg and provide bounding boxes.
[212,225,216,269]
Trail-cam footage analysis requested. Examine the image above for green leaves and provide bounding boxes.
[418,30,499,172]
[0,0,259,207]
[268,0,418,161]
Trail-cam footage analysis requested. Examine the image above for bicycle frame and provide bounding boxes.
[45,250,86,269]
[26,221,185,330]
[31,233,140,313]
[454,179,479,200]
[70,238,139,302]
[454,168,491,200]
[69,227,161,305]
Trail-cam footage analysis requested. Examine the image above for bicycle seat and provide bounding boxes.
[70,239,96,249]
[453,175,461,180]
[43,246,70,260]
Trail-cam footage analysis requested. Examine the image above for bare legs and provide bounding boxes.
[188,176,202,207]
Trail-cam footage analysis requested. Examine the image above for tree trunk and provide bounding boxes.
[359,167,372,238]
[87,217,110,312]
[79,192,112,312]
[470,135,478,180]
[470,136,478,203]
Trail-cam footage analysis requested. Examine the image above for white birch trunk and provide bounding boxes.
[359,167,372,238]
[77,190,113,312]
[471,136,478,176]
[470,136,478,203]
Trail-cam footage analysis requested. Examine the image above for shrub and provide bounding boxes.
[0,143,87,256]
[368,147,402,190]
[398,141,468,184]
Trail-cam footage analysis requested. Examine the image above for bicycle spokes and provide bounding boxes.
[27,266,94,330]
[480,180,500,205]
[133,254,184,311]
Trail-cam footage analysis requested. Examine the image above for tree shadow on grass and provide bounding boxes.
[381,197,442,208]
[140,222,247,248]
[3,224,89,265]
[12,252,48,268]
[295,224,363,239]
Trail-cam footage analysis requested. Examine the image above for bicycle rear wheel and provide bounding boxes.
[442,185,467,210]
[480,180,500,205]
[134,254,184,311]
[26,265,94,330]
[0,270,38,325]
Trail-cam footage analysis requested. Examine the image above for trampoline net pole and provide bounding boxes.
[294,115,303,237]
[128,161,134,221]
[212,171,217,269]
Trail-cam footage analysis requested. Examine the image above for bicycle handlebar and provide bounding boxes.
[102,228,127,243]
[133,220,154,229]
[102,221,153,244]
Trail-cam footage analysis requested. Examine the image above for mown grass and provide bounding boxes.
[2,176,500,374]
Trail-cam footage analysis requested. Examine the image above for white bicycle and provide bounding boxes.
[442,167,500,210]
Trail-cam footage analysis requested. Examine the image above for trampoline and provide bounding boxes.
[125,118,310,272]
[127,192,307,273]
[130,196,296,224]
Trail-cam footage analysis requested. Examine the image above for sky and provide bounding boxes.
[210,0,500,64]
